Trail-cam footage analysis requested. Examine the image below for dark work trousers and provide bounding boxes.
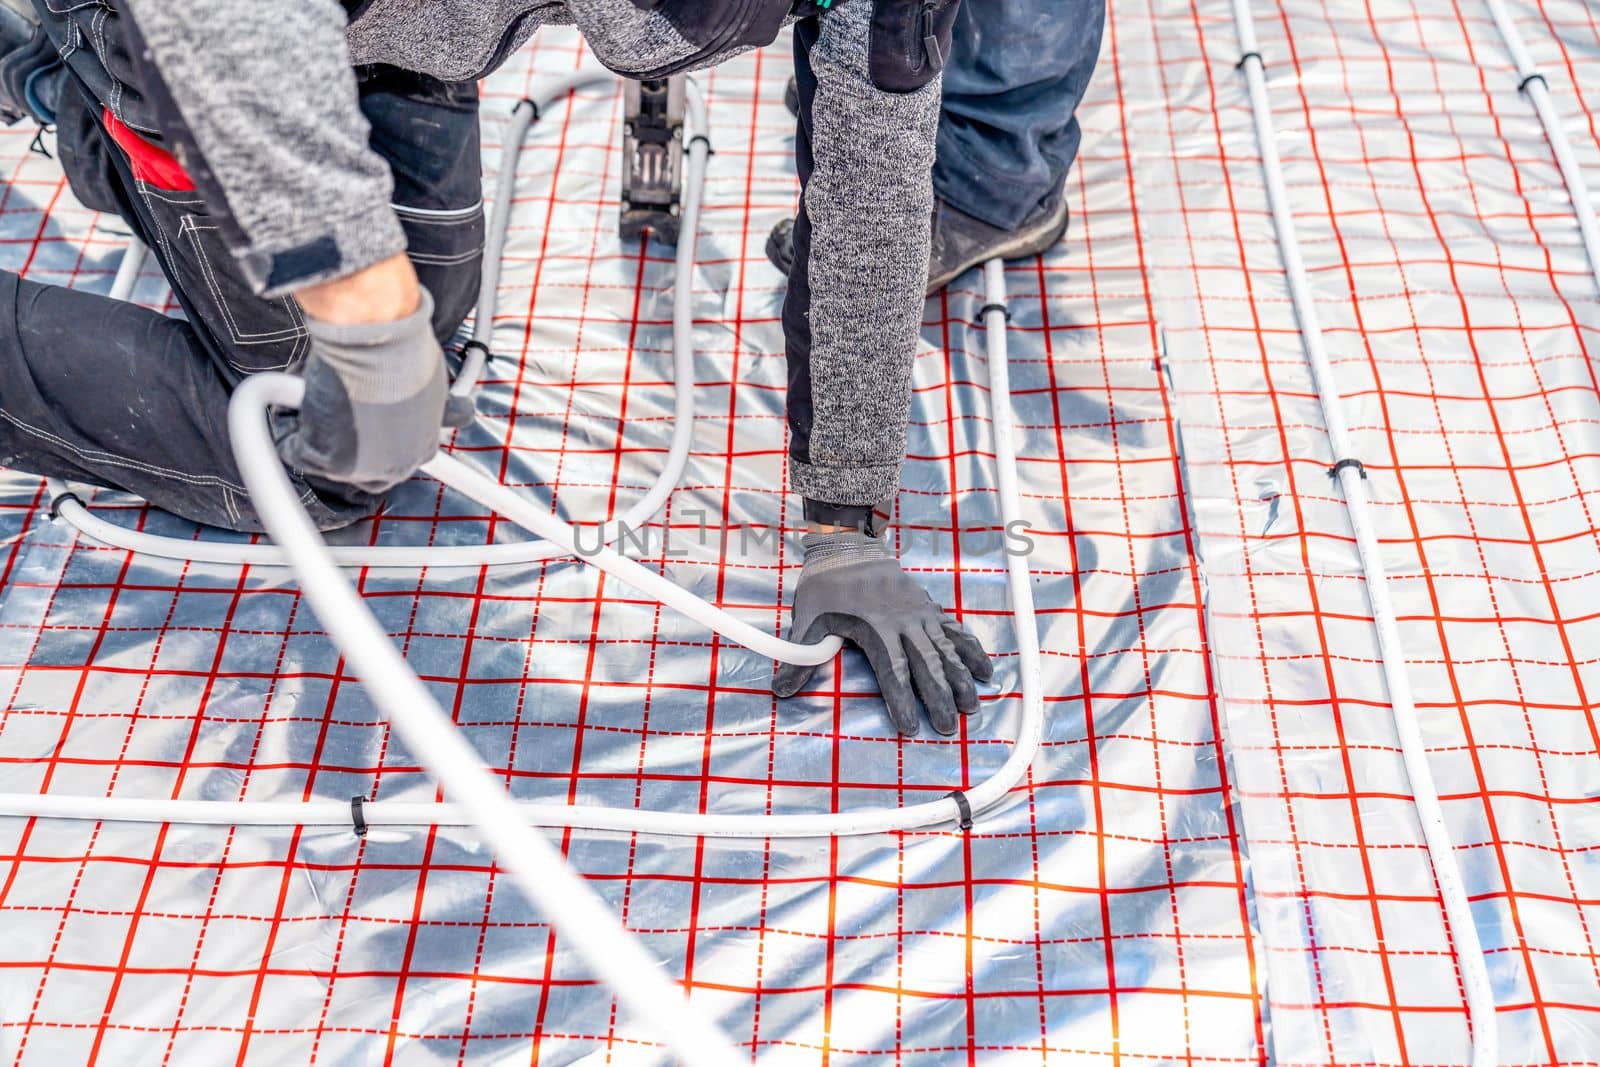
[782,17,823,517]
[0,5,484,532]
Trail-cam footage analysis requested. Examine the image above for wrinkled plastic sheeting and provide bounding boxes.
[1123,0,1600,1063]
[0,24,1261,1067]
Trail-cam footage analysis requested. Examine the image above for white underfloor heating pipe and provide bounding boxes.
[226,370,747,1067]
[0,66,1047,1066]
[0,272,1040,1062]
[47,71,702,570]
[1481,0,1600,299]
[1228,3,1498,1065]
[0,267,1040,836]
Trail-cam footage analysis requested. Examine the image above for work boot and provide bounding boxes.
[0,0,62,127]
[784,75,799,118]
[925,191,1071,293]
[765,189,1071,297]
[765,216,798,277]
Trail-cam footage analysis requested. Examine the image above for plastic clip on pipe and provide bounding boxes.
[1228,5,1498,1065]
[1481,0,1600,298]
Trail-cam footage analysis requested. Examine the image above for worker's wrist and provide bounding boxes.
[802,498,880,534]
[300,287,440,402]
[295,252,422,326]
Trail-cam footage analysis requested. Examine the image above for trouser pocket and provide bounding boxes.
[168,203,311,376]
[868,0,961,92]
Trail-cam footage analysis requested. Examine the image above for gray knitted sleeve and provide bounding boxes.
[121,0,404,298]
[788,1,942,507]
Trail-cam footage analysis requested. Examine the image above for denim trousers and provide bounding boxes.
[934,0,1107,229]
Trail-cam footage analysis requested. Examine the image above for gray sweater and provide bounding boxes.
[121,0,941,507]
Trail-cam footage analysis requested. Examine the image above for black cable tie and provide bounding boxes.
[460,339,494,366]
[688,134,713,156]
[1327,457,1368,480]
[1236,51,1263,71]
[977,301,1011,325]
[350,795,369,838]
[48,492,81,520]
[516,98,541,122]
[28,125,51,159]
[947,790,974,832]
[1518,72,1547,94]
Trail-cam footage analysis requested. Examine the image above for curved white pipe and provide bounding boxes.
[49,87,839,665]
[0,269,1041,837]
[422,448,841,664]
[1482,0,1600,298]
[455,70,620,396]
[49,71,701,571]
[14,65,1050,1064]
[223,372,744,1067]
[1228,4,1498,1065]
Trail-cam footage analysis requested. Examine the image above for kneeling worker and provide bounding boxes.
[0,0,992,735]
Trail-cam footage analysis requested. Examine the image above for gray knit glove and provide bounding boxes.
[773,530,994,735]
[278,287,449,495]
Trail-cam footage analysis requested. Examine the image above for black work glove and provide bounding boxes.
[773,530,994,735]
[278,287,463,496]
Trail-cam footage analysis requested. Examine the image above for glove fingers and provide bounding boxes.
[277,362,353,481]
[772,614,827,698]
[904,629,959,736]
[771,661,816,700]
[279,362,444,495]
[290,292,450,496]
[925,619,980,716]
[940,619,995,682]
[857,631,921,736]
